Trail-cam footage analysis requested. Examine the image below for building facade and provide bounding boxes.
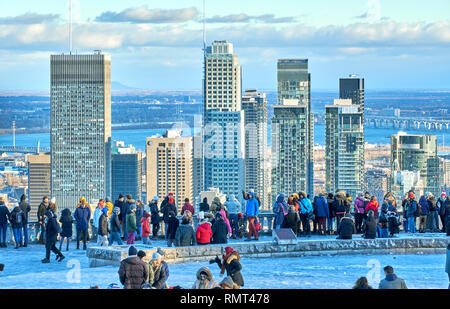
[325,99,364,198]
[146,130,193,210]
[27,153,51,217]
[242,89,269,210]
[50,52,111,211]
[339,76,365,114]
[202,41,245,200]
[111,141,142,202]
[274,59,314,198]
[271,104,308,201]
[391,134,441,196]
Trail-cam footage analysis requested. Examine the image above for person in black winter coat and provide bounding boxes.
[97,207,110,246]
[18,194,31,247]
[10,206,25,249]
[362,211,377,239]
[175,217,196,247]
[211,212,229,244]
[110,207,123,245]
[42,204,64,263]
[114,194,126,237]
[59,208,73,251]
[166,211,179,247]
[199,198,210,213]
[149,197,161,239]
[0,197,10,248]
[210,246,244,287]
[337,214,356,240]
[118,246,149,289]
[281,205,301,236]
[388,209,401,237]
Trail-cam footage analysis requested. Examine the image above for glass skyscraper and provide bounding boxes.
[201,41,245,199]
[50,51,111,211]
[272,59,313,199]
[325,99,364,198]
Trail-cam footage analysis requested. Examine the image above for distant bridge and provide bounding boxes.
[0,145,50,154]
[366,116,450,132]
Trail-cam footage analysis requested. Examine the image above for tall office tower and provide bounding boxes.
[202,40,245,199]
[339,75,365,113]
[27,153,51,217]
[146,129,193,210]
[271,102,308,202]
[325,99,364,198]
[242,89,269,210]
[50,51,111,211]
[365,168,390,203]
[111,141,142,202]
[273,59,313,200]
[391,134,441,196]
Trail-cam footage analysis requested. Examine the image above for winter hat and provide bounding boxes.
[224,247,234,255]
[126,194,132,200]
[198,211,205,220]
[137,250,146,259]
[79,197,85,203]
[442,191,447,197]
[144,211,150,219]
[101,207,108,215]
[113,207,120,214]
[408,192,415,199]
[220,276,235,289]
[153,196,159,201]
[237,212,243,219]
[128,246,138,256]
[152,252,162,260]
[168,192,174,197]
[118,193,124,199]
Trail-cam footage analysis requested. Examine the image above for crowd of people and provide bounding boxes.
[273,190,450,240]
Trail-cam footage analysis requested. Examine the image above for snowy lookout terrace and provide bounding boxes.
[87,233,449,267]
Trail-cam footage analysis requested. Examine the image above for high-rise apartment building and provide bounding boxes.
[111,141,142,202]
[50,51,111,211]
[271,59,313,201]
[325,99,364,198]
[146,130,193,210]
[202,40,245,199]
[339,75,365,114]
[27,153,51,217]
[242,89,269,210]
[391,134,441,196]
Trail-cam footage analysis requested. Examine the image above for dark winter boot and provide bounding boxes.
[66,240,70,251]
[41,258,50,263]
[58,255,65,263]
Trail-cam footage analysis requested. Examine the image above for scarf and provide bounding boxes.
[220,250,240,274]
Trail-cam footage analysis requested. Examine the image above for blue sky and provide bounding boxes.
[0,0,449,91]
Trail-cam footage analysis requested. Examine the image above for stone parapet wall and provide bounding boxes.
[86,237,449,268]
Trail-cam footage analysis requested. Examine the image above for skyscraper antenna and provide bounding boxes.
[69,0,72,54]
[203,0,206,54]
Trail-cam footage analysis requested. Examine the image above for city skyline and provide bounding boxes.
[0,0,450,91]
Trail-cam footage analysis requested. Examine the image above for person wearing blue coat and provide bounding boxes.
[74,203,91,250]
[404,192,417,234]
[0,197,11,248]
[298,191,313,237]
[315,194,329,235]
[244,192,259,241]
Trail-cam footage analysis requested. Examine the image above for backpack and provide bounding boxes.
[16,212,23,225]
[336,199,346,213]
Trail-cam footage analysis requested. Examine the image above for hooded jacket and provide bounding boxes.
[224,195,241,214]
[214,250,244,287]
[337,215,356,239]
[273,194,288,227]
[59,209,74,238]
[365,200,380,218]
[141,217,151,238]
[181,202,195,216]
[118,256,149,289]
[299,196,313,215]
[418,196,429,215]
[18,196,31,223]
[149,201,161,224]
[196,221,212,244]
[98,209,109,237]
[212,216,229,244]
[354,196,366,214]
[245,193,259,217]
[281,210,300,236]
[105,198,114,218]
[199,198,210,213]
[362,213,377,239]
[334,192,350,214]
[315,195,329,218]
[379,274,408,289]
[45,210,59,242]
[175,223,196,246]
[161,197,177,223]
[192,267,219,289]
[404,199,418,218]
[126,211,137,233]
[110,209,122,233]
[10,207,25,229]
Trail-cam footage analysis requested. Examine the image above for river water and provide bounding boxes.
[0,124,449,152]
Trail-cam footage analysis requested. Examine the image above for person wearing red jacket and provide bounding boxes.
[181,198,195,216]
[196,217,213,245]
[141,212,151,245]
[366,196,380,219]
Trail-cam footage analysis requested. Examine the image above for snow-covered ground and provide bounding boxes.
[0,243,448,289]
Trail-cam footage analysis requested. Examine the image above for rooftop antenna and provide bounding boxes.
[69,0,72,54]
[12,121,15,148]
[203,0,206,55]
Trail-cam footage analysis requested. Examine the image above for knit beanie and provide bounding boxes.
[152,252,162,260]
[128,246,138,256]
